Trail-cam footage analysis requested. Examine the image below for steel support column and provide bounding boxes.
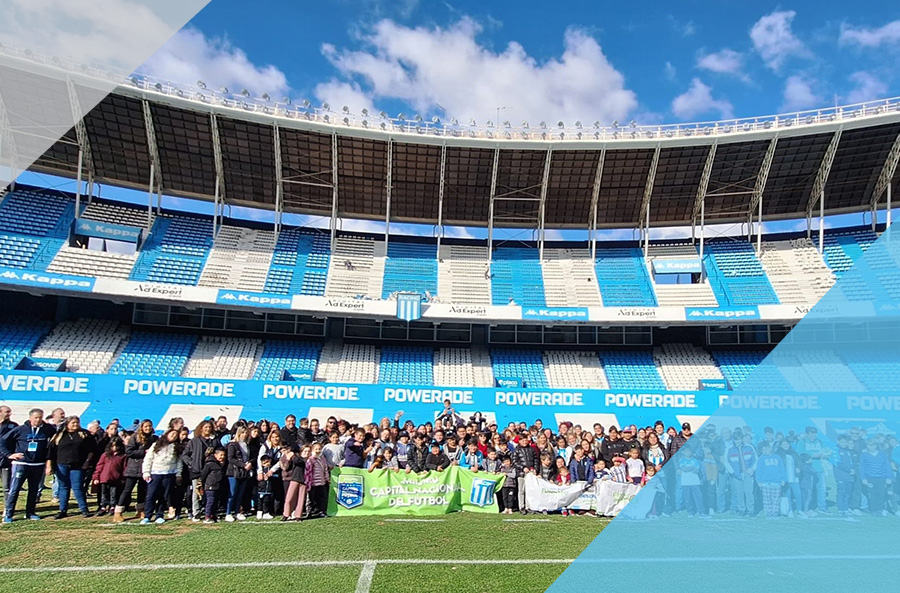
[273,124,284,241]
[699,198,706,283]
[691,143,717,245]
[67,79,95,219]
[487,147,500,262]
[330,133,339,252]
[141,100,163,229]
[889,182,893,228]
[806,129,843,245]
[588,148,606,260]
[749,137,778,250]
[74,148,83,217]
[639,146,661,260]
[537,148,552,261]
[384,139,393,251]
[819,189,825,254]
[436,144,447,252]
[209,114,226,239]
[147,163,155,229]
[870,131,900,228]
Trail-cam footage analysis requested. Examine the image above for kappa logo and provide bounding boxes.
[469,478,496,507]
[687,308,757,319]
[220,293,237,301]
[524,308,588,319]
[336,474,364,509]
[0,269,93,289]
[79,222,92,231]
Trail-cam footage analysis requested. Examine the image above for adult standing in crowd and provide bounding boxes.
[225,426,252,521]
[0,405,18,506]
[113,419,158,522]
[1,408,56,522]
[48,416,95,519]
[141,428,184,525]
[182,420,215,522]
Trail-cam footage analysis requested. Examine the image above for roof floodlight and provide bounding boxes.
[305,112,313,120]
[521,132,529,139]
[630,131,637,139]
[646,131,654,138]
[323,114,330,122]
[415,114,423,122]
[487,120,494,127]
[784,119,794,126]
[503,120,511,128]
[241,89,251,97]
[611,120,619,128]
[559,132,565,139]
[576,132,583,139]
[379,110,388,118]
[197,80,206,89]
[176,89,184,97]
[262,93,270,101]
[539,121,547,129]
[486,131,493,138]
[703,127,712,135]
[80,63,89,72]
[684,129,692,136]
[629,120,637,128]
[505,131,511,139]
[195,92,205,100]
[343,117,350,125]
[575,121,582,129]
[594,132,601,140]
[361,120,368,128]
[763,121,772,129]
[593,120,600,128]
[361,108,369,116]
[129,77,140,86]
[282,97,291,105]
[153,82,163,92]
[450,118,459,125]
[665,130,674,137]
[522,120,529,128]
[322,102,330,110]
[469,130,476,138]
[557,121,564,128]
[380,122,387,130]
[805,116,814,124]
[722,126,732,133]
[744,123,752,131]
[398,112,406,120]
[432,116,440,124]
[242,102,251,110]
[302,99,311,108]
[612,131,618,139]
[220,86,229,94]
[469,118,476,126]
[343,105,350,114]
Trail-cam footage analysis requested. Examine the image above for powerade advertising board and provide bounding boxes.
[0,371,724,431]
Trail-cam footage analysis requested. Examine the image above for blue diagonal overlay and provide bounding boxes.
[548,227,900,593]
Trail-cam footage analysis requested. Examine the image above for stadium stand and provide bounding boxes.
[31,318,129,374]
[433,347,495,387]
[325,235,385,299]
[490,349,549,388]
[0,321,51,369]
[130,215,213,286]
[80,200,154,229]
[436,244,492,304]
[542,248,601,307]
[381,241,438,299]
[490,247,546,307]
[252,339,322,381]
[264,229,331,296]
[653,343,724,390]
[647,243,718,307]
[0,189,73,271]
[182,336,263,380]
[816,229,878,279]
[108,331,198,377]
[703,240,779,306]
[378,346,434,385]
[315,342,380,384]
[47,245,136,279]
[598,350,666,390]
[841,348,900,392]
[712,350,770,389]
[759,238,835,304]
[593,248,657,307]
[543,350,608,389]
[198,225,275,291]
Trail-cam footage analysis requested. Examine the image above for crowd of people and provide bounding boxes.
[0,400,898,523]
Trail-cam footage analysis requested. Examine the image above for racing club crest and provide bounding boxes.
[336,474,364,509]
[469,478,496,507]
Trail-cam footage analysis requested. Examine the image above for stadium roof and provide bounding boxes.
[7,56,900,230]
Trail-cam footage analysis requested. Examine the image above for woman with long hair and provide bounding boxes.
[48,416,94,519]
[642,431,668,471]
[182,420,215,522]
[113,420,157,522]
[225,426,252,522]
[257,430,285,518]
[140,428,184,525]
[777,439,802,518]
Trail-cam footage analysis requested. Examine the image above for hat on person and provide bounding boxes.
[682,422,692,430]
[806,426,818,433]
[613,456,626,463]
[399,431,409,439]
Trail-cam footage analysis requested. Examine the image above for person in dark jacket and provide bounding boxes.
[1,408,56,522]
[342,429,366,469]
[200,448,226,523]
[182,420,215,522]
[48,416,95,519]
[568,446,597,485]
[425,443,451,471]
[600,427,627,465]
[225,426,253,522]
[92,439,127,516]
[513,433,537,514]
[831,435,856,515]
[0,405,18,503]
[405,434,429,473]
[281,415,300,449]
[282,444,308,521]
[113,419,157,522]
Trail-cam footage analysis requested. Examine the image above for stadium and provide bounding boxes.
[1,37,900,593]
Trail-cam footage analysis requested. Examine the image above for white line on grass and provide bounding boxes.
[355,561,376,593]
[3,555,900,574]
[503,519,551,522]
[384,519,446,523]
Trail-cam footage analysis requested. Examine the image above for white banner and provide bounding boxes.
[524,474,645,516]
[524,474,591,512]
[593,480,642,517]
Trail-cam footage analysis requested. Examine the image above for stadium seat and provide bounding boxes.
[378,346,434,385]
[594,248,658,307]
[436,244,492,304]
[542,248,601,307]
[490,349,549,388]
[490,248,546,307]
[31,319,130,374]
[382,241,438,300]
[110,332,198,377]
[253,340,322,381]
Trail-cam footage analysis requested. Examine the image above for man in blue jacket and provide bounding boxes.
[0,405,18,504]
[568,446,596,485]
[0,408,56,522]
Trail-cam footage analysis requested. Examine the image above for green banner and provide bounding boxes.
[328,466,506,516]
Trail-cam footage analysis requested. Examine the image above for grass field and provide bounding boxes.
[0,503,608,593]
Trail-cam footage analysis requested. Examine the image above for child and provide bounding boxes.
[323,431,343,468]
[500,456,518,514]
[483,448,503,474]
[200,449,226,523]
[443,435,462,465]
[556,436,572,465]
[381,447,400,471]
[92,439,127,517]
[678,447,705,517]
[538,453,556,482]
[342,429,366,469]
[755,442,786,519]
[610,457,628,483]
[460,440,484,472]
[625,447,645,485]
[594,458,610,481]
[395,432,410,469]
[282,444,308,521]
[643,465,665,518]
[304,443,330,519]
[556,465,573,516]
[702,444,719,515]
[798,453,816,517]
[425,442,451,472]
[257,455,275,520]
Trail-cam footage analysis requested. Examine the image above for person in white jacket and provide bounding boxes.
[141,429,184,525]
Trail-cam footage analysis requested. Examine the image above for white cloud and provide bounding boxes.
[671,78,734,120]
[696,49,749,81]
[780,75,821,112]
[139,27,289,97]
[664,61,677,81]
[317,18,638,125]
[845,71,889,104]
[839,20,900,47]
[750,10,810,72]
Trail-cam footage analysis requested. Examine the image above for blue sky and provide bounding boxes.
[139,1,900,125]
